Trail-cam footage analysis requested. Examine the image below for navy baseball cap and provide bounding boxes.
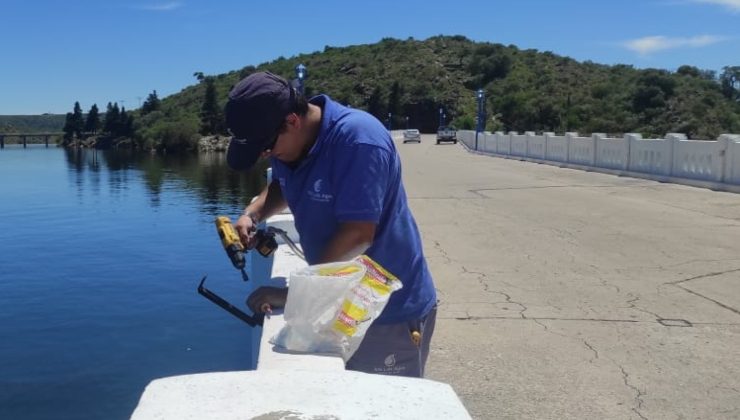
[225,71,296,171]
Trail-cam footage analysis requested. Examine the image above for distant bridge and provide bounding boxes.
[0,132,64,148]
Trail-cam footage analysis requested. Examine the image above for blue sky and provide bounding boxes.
[1,0,738,115]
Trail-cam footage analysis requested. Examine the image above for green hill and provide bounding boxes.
[128,36,740,150]
[0,114,66,133]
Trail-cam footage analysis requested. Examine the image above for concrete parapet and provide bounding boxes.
[721,134,740,184]
[459,129,740,190]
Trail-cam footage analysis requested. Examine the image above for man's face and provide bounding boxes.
[261,113,304,164]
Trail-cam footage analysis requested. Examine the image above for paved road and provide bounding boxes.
[397,134,740,419]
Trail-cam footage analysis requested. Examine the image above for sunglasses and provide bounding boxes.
[263,113,294,153]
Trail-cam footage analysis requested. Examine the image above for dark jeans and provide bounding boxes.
[345,305,437,378]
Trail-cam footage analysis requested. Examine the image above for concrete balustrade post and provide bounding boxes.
[592,133,605,166]
[624,133,640,171]
[718,134,739,183]
[565,132,578,163]
[665,133,686,177]
[543,132,555,160]
[525,131,536,157]
[495,131,504,154]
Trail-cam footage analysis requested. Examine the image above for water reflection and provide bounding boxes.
[62,148,268,210]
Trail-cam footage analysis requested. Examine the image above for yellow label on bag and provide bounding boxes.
[333,301,368,336]
[331,255,402,337]
[317,264,362,277]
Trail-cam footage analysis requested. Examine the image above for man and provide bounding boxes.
[225,71,436,378]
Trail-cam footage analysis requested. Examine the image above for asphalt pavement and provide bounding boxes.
[397,134,740,420]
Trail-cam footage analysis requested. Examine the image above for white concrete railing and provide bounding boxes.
[132,209,472,419]
[460,130,740,188]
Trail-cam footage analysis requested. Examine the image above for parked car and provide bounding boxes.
[436,126,457,144]
[403,129,421,143]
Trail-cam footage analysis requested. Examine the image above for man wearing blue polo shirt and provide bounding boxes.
[225,71,436,378]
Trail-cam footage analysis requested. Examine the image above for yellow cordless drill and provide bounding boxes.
[215,216,278,280]
[215,216,246,271]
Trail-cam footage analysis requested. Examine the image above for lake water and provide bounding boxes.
[0,146,267,419]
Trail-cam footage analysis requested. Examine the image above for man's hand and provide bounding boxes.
[247,286,288,314]
[235,213,259,249]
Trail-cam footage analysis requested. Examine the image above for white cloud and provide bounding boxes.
[622,35,727,55]
[134,2,183,11]
[690,0,740,11]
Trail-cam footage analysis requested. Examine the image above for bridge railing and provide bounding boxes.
[460,130,740,189]
[0,133,63,148]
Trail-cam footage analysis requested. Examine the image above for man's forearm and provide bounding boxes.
[318,221,376,263]
[245,179,287,222]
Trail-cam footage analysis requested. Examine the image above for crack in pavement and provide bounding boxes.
[432,240,452,264]
[583,340,599,361]
[460,265,528,318]
[668,267,740,286]
[666,268,740,316]
[665,258,740,269]
[626,295,663,320]
[440,315,739,327]
[469,184,654,196]
[619,365,648,420]
[442,315,641,323]
[673,285,740,316]
[530,318,601,363]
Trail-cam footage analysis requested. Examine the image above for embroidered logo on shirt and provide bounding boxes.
[384,354,396,367]
[307,178,333,203]
[373,353,407,374]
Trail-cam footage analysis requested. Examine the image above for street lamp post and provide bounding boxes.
[294,63,307,95]
[475,88,485,151]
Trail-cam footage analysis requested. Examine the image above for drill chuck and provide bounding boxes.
[225,244,246,270]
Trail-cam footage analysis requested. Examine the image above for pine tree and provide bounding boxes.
[71,102,85,138]
[62,112,75,142]
[199,77,223,135]
[141,90,160,115]
[85,104,101,134]
[104,102,121,135]
[119,107,130,137]
[124,113,135,137]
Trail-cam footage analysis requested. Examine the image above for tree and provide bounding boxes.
[119,107,130,137]
[366,87,385,120]
[199,76,223,135]
[141,90,160,115]
[387,81,402,122]
[85,104,100,134]
[720,66,740,101]
[104,102,120,134]
[62,112,75,142]
[70,102,85,138]
[677,65,701,78]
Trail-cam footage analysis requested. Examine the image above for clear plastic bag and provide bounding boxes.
[270,255,402,361]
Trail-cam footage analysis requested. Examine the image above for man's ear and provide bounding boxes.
[285,113,300,129]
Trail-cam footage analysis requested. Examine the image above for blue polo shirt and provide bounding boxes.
[270,95,436,324]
